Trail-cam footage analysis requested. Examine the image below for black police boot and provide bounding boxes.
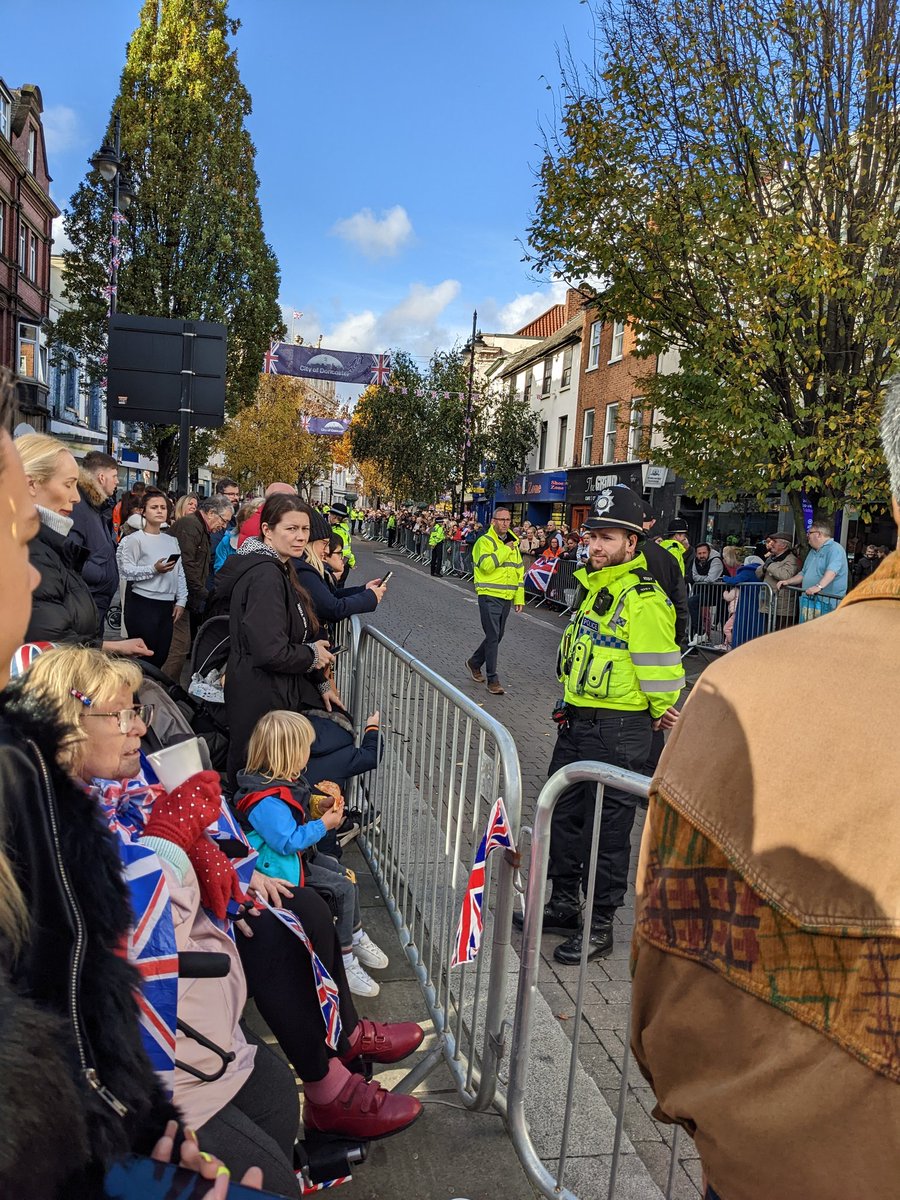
[513,893,581,935]
[552,915,614,965]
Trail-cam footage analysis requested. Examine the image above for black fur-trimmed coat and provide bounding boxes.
[0,683,178,1199]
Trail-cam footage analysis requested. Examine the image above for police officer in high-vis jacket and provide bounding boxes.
[657,517,690,575]
[540,485,684,964]
[328,502,356,586]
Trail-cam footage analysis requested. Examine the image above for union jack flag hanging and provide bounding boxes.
[255,896,342,1050]
[263,340,281,374]
[370,352,391,386]
[451,797,516,968]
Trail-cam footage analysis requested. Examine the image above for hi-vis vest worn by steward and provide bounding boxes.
[658,538,686,575]
[558,555,684,717]
[473,526,525,605]
[333,520,356,567]
[428,524,445,547]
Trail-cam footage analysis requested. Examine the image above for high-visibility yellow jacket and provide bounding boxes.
[332,520,355,567]
[428,524,445,547]
[558,555,684,718]
[473,526,524,605]
[658,538,686,575]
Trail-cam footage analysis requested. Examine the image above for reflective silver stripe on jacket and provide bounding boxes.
[476,551,501,569]
[631,651,683,667]
[476,581,521,592]
[639,676,686,692]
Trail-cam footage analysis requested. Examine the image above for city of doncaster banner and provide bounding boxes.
[263,342,391,387]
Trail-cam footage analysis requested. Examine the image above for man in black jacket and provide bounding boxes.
[172,495,232,638]
[68,450,120,634]
[640,504,689,649]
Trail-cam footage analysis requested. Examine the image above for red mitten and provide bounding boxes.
[143,770,223,853]
[187,834,248,921]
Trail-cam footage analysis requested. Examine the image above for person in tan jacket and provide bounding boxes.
[631,385,900,1200]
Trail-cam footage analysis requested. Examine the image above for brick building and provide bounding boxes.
[0,80,59,431]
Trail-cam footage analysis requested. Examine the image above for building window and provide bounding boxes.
[610,320,626,362]
[523,369,534,404]
[629,398,644,459]
[18,323,47,382]
[538,420,548,470]
[587,320,601,370]
[26,128,36,174]
[541,356,553,397]
[29,233,37,280]
[603,403,619,462]
[0,202,4,257]
[65,353,78,411]
[582,409,595,463]
[507,375,515,401]
[557,415,568,467]
[561,345,573,389]
[0,90,10,140]
[18,224,26,271]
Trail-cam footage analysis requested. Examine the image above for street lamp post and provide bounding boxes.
[459,310,482,516]
[91,112,135,455]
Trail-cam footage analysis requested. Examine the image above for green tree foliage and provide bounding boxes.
[529,0,900,530]
[54,0,282,489]
[350,347,540,505]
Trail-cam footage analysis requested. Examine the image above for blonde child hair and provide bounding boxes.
[245,710,316,782]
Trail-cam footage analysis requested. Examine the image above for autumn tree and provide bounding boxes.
[529,0,900,531]
[216,374,345,496]
[351,347,539,505]
[54,0,281,488]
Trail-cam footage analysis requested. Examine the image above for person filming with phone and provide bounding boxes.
[117,487,188,668]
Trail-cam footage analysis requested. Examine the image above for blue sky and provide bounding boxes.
[4,1,592,369]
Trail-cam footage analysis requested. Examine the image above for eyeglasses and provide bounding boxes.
[83,704,154,734]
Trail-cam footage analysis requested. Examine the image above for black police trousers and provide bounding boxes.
[547,710,652,921]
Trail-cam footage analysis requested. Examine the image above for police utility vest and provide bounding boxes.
[658,538,686,575]
[333,520,355,567]
[428,524,445,547]
[473,527,525,604]
[558,555,684,716]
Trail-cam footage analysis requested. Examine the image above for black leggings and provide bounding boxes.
[237,887,359,1083]
[123,590,175,668]
[197,1026,299,1195]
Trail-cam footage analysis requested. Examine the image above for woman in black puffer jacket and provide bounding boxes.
[294,507,386,641]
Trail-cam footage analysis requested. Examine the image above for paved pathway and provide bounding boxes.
[349,536,707,1198]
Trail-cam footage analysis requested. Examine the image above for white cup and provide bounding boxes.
[146,737,204,792]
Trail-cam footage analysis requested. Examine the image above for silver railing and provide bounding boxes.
[507,761,682,1200]
[686,577,776,651]
[349,623,523,1109]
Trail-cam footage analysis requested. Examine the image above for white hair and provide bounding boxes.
[881,376,900,498]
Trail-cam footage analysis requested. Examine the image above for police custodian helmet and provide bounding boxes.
[581,485,646,538]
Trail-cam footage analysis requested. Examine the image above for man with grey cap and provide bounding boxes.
[756,530,801,627]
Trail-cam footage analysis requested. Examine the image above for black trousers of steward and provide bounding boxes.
[547,709,652,922]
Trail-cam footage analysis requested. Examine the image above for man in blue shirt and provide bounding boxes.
[777,522,848,618]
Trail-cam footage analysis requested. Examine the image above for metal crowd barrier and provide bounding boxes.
[523,556,581,612]
[507,761,682,1200]
[781,583,843,624]
[348,623,523,1109]
[686,577,776,651]
[330,614,361,711]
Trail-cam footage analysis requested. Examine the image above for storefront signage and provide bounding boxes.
[496,471,567,503]
[566,463,643,505]
[644,464,668,488]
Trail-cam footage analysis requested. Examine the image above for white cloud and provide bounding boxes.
[42,105,82,155]
[330,205,414,258]
[494,279,569,332]
[325,279,461,358]
[51,214,73,253]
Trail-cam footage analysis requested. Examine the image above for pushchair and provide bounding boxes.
[136,653,230,773]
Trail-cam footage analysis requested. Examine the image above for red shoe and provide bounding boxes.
[303,1074,422,1141]
[341,1019,425,1065]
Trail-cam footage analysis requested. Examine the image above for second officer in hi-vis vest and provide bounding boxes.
[533,485,684,964]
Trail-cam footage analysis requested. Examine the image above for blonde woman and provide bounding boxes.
[296,502,386,634]
[15,432,151,657]
[174,492,199,520]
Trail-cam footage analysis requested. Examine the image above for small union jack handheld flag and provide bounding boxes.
[451,797,516,968]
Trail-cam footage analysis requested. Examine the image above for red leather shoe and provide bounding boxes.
[303,1074,422,1141]
[341,1019,425,1065]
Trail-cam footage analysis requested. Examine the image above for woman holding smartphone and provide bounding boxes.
[117,488,188,668]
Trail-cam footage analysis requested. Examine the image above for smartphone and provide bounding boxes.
[380,570,394,585]
[104,1154,290,1198]
[165,553,181,565]
[330,646,347,656]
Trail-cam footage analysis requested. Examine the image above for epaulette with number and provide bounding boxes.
[629,568,658,594]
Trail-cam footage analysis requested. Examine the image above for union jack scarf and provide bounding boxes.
[253,895,342,1050]
[91,774,179,1098]
[451,797,516,968]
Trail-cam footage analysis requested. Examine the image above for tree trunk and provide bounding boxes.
[156,430,178,492]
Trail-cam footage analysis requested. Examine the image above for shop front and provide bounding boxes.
[566,463,644,531]
[491,470,568,527]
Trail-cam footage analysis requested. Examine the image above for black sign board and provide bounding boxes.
[566,463,644,506]
[107,313,227,427]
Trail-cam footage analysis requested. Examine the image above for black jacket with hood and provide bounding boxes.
[0,682,178,1199]
[641,536,689,648]
[212,546,328,784]
[293,556,377,633]
[68,474,119,628]
[25,518,101,647]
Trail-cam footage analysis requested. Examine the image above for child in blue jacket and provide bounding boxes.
[233,710,388,998]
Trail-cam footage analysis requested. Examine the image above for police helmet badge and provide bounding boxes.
[592,488,615,517]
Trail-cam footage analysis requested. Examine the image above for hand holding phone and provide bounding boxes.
[380,570,393,585]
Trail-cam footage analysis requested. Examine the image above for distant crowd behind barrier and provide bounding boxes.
[360,506,882,647]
